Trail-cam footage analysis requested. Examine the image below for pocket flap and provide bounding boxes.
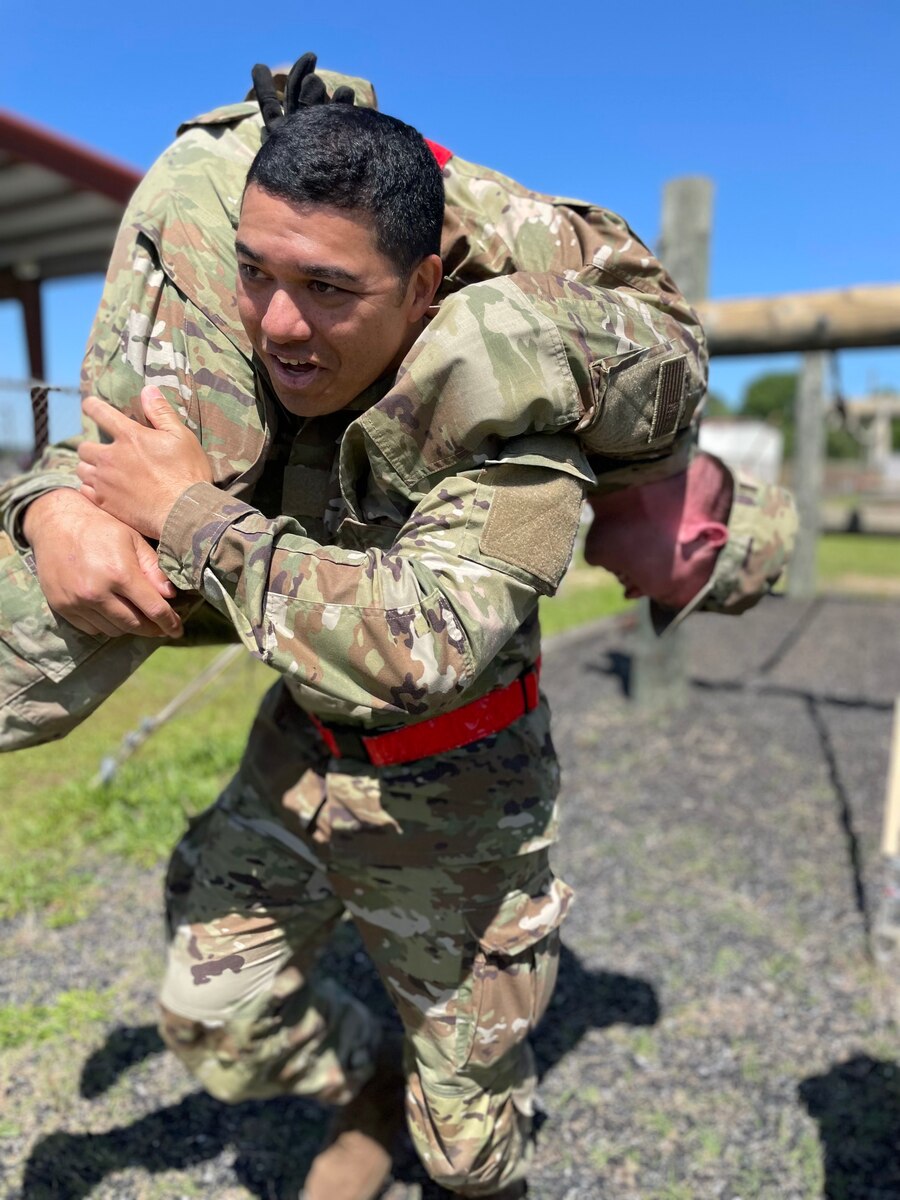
[579,340,689,457]
[465,871,574,959]
[0,547,110,684]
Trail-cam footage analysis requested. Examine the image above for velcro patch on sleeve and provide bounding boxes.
[650,355,686,442]
[479,466,583,590]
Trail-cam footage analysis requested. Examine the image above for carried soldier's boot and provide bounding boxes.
[302,1033,407,1200]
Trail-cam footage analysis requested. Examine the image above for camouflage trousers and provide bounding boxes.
[159,680,573,1196]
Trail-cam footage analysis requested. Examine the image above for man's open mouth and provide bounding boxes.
[269,355,321,386]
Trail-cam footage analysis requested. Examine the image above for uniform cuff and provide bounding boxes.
[2,478,80,550]
[158,480,256,591]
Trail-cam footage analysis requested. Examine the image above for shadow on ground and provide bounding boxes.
[22,942,658,1199]
[799,1054,900,1199]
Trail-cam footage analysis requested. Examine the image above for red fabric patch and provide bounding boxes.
[425,138,453,169]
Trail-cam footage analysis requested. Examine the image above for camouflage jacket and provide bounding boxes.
[3,75,706,526]
[0,74,707,738]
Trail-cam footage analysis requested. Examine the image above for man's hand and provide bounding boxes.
[22,489,183,639]
[77,387,213,540]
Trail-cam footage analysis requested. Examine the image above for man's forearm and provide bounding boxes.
[20,487,76,548]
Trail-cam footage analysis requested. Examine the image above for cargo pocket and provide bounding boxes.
[455,866,574,1071]
[0,547,111,685]
[0,541,159,750]
[577,340,688,457]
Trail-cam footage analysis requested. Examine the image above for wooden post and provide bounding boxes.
[631,177,713,709]
[872,412,893,467]
[18,276,50,465]
[788,351,828,599]
[880,697,900,859]
[657,176,713,306]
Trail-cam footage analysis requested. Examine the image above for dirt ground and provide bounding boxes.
[3,595,900,1200]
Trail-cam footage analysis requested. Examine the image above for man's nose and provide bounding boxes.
[260,290,314,344]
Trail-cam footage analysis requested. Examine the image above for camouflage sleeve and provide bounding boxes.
[156,443,587,723]
[440,155,708,489]
[0,453,81,548]
[401,271,704,486]
[0,241,260,548]
[153,277,609,722]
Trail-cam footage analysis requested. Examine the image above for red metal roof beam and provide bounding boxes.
[0,109,141,206]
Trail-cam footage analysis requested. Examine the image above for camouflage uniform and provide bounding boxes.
[0,77,706,750]
[0,76,707,1195]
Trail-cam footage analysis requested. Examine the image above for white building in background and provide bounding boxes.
[846,395,900,489]
[698,419,785,484]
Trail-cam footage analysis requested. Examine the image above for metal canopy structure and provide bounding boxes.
[0,109,141,455]
[0,109,140,283]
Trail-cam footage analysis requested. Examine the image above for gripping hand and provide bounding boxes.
[251,52,355,133]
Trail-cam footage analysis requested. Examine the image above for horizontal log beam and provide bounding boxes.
[697,284,900,356]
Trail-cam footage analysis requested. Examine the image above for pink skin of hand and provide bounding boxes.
[23,486,184,639]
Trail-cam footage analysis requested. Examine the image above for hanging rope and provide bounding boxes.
[30,386,50,461]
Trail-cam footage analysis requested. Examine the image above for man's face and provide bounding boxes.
[583,483,711,612]
[236,185,434,417]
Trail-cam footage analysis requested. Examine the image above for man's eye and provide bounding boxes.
[238,262,263,282]
[309,280,340,295]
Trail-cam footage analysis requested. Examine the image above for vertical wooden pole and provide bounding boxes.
[18,277,50,465]
[788,351,828,599]
[631,177,714,709]
[880,697,900,858]
[657,176,713,306]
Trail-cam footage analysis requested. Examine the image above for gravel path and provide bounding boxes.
[3,595,899,1200]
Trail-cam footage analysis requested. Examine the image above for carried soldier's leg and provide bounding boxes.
[0,532,172,751]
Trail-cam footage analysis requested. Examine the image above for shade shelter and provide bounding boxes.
[0,109,141,457]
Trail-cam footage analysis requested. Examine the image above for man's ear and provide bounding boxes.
[405,254,443,321]
[679,519,728,561]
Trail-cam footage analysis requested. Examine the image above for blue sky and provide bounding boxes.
[1,0,897,445]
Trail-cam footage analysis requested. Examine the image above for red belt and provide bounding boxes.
[307,661,541,768]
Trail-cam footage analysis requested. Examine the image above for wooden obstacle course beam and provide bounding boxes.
[699,284,900,356]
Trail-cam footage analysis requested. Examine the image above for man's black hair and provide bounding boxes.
[245,105,444,282]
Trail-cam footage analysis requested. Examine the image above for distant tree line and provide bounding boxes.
[707,373,900,460]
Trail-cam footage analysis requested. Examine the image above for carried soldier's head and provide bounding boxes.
[585,452,797,631]
[236,102,444,417]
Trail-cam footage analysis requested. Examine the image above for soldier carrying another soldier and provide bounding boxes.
[0,57,795,1199]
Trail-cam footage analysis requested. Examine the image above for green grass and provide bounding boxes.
[816,533,900,581]
[540,571,632,635]
[0,988,111,1050]
[0,645,273,922]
